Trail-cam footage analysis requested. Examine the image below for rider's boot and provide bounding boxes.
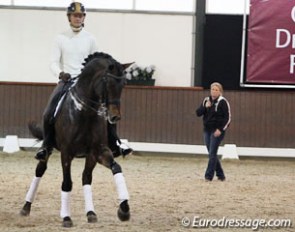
[110,140,133,158]
[34,80,71,162]
[35,117,55,162]
[108,123,133,158]
[119,142,133,157]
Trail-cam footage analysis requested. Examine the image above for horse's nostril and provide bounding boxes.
[111,115,121,122]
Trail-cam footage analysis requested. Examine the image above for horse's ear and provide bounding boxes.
[122,62,135,70]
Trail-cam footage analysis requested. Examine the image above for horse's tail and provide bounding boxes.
[28,120,43,140]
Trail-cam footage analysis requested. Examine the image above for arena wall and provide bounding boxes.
[1,5,295,151]
[1,83,295,149]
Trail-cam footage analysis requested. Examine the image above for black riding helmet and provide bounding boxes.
[67,2,86,15]
[67,2,86,31]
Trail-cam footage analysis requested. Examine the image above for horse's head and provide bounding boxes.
[78,52,132,124]
[103,71,127,124]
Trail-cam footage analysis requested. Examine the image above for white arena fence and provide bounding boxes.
[1,135,295,159]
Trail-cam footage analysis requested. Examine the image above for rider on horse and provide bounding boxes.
[35,2,133,161]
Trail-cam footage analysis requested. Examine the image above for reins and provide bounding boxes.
[69,72,125,117]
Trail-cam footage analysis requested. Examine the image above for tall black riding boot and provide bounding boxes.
[107,123,133,158]
[34,80,70,161]
[35,117,55,161]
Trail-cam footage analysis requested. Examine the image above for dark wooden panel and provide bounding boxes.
[0,83,54,137]
[1,83,295,148]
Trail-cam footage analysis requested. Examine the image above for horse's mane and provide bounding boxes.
[82,52,121,70]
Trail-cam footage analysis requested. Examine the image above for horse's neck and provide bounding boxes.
[71,74,103,110]
[74,75,93,97]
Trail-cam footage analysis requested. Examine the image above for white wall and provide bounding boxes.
[1,0,249,14]
[0,8,194,86]
[206,0,249,15]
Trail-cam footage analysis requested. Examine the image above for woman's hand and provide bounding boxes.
[205,101,211,108]
[214,129,222,137]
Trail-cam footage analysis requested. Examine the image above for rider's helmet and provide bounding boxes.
[67,2,86,32]
[67,2,86,16]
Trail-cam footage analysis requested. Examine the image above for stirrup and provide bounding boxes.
[121,147,133,157]
[117,141,133,157]
[112,147,133,158]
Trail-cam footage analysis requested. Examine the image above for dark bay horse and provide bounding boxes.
[20,52,132,227]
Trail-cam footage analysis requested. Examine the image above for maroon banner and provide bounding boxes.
[246,0,295,84]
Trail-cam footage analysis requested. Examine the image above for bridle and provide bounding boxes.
[101,73,125,107]
[69,72,126,118]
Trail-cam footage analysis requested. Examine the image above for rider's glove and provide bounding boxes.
[59,72,71,82]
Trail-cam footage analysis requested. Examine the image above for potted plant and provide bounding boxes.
[126,64,156,86]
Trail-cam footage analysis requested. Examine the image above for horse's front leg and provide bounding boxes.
[20,158,49,216]
[98,147,130,221]
[60,153,73,228]
[82,153,98,223]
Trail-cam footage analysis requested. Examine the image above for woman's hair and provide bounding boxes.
[210,82,223,94]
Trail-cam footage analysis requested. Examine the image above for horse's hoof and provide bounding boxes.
[19,208,30,216]
[87,211,98,223]
[117,200,130,221]
[62,216,73,228]
[20,202,31,216]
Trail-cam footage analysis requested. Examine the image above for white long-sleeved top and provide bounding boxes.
[50,29,97,79]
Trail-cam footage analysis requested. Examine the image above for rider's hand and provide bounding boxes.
[59,72,71,82]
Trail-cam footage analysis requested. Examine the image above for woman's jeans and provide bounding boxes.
[204,130,225,180]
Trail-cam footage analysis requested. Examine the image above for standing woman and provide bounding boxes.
[196,82,231,181]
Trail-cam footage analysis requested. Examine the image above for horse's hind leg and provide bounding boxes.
[20,160,48,216]
[98,149,130,221]
[82,154,98,223]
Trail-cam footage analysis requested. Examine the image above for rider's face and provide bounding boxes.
[69,13,85,28]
